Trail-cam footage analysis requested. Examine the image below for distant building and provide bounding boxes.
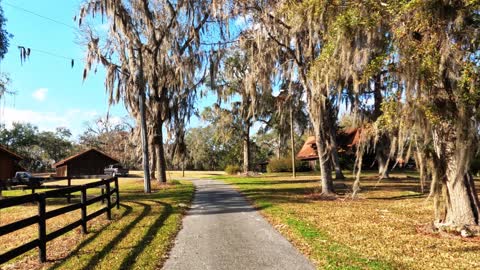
[0,144,23,181]
[297,128,362,161]
[53,148,119,177]
[296,136,318,161]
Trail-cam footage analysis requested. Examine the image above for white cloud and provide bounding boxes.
[32,88,48,102]
[0,107,101,137]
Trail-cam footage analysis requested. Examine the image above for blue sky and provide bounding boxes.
[0,0,129,138]
[0,0,227,139]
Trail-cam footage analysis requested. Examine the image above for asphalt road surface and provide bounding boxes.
[162,179,315,270]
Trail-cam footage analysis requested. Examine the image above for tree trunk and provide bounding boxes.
[182,160,185,177]
[327,113,344,180]
[314,129,334,195]
[243,125,250,173]
[372,77,390,180]
[436,131,480,226]
[156,123,167,183]
[444,171,479,226]
[444,152,479,226]
[352,150,364,198]
[414,150,427,193]
[377,153,390,179]
[376,135,390,180]
[331,145,344,180]
[428,156,446,223]
[150,144,156,180]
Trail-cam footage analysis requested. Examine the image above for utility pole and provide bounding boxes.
[290,105,296,179]
[139,89,151,193]
[136,51,151,193]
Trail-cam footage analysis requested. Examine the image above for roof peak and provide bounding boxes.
[0,144,23,160]
[53,148,119,167]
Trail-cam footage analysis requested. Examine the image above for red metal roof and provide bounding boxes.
[296,136,318,161]
[0,144,23,160]
[296,128,362,161]
[53,148,119,167]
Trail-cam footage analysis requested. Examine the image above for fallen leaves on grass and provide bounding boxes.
[216,172,480,270]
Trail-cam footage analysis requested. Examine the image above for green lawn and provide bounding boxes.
[210,171,480,270]
[0,177,194,270]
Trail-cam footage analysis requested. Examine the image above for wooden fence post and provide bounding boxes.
[38,194,47,262]
[67,178,72,203]
[105,180,112,220]
[114,177,120,209]
[81,186,87,234]
[101,178,105,204]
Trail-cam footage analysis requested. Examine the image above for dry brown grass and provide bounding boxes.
[216,171,480,270]
[0,176,194,270]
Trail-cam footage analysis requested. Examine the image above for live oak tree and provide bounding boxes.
[269,81,309,176]
[390,0,480,228]
[207,44,274,173]
[244,1,363,195]
[78,0,232,189]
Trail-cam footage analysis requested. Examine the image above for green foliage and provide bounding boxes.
[225,165,241,175]
[184,126,243,171]
[267,157,310,173]
[458,62,480,107]
[0,123,74,172]
[0,2,10,59]
[375,97,400,132]
[267,158,290,173]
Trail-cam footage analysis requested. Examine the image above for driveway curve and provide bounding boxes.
[162,179,315,270]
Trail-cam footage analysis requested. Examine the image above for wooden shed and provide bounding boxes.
[53,148,119,177]
[0,144,23,181]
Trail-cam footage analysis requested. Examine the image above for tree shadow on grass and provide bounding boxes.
[231,179,320,185]
[120,188,191,202]
[448,245,480,253]
[369,193,427,201]
[118,201,173,269]
[48,201,151,270]
[81,201,152,270]
[233,178,432,203]
[48,203,134,269]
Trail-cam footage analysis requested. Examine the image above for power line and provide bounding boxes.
[13,43,81,66]
[4,2,78,31]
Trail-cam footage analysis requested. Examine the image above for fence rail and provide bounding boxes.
[0,176,119,264]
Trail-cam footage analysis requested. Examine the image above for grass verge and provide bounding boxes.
[211,172,480,270]
[0,178,194,270]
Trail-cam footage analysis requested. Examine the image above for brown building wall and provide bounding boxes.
[0,152,18,180]
[56,165,68,177]
[57,151,117,177]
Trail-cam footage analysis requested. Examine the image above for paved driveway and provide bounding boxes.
[162,179,315,270]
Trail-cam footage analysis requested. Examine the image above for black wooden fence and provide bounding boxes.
[0,176,119,264]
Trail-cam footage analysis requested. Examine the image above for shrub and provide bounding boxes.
[225,165,241,175]
[170,180,182,185]
[267,157,311,173]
